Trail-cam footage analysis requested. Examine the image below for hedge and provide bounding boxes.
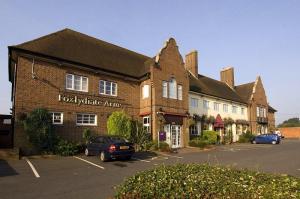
[202,130,218,144]
[188,139,208,148]
[115,164,300,199]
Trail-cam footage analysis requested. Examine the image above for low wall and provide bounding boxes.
[278,127,300,138]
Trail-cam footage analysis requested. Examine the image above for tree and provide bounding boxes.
[22,108,55,151]
[107,111,132,139]
[278,118,300,127]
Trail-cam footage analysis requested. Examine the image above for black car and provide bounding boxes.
[85,136,135,162]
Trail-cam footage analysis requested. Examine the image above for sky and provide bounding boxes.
[0,0,299,124]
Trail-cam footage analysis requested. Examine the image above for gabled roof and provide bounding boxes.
[189,74,247,104]
[9,28,151,78]
[268,105,277,112]
[235,82,255,102]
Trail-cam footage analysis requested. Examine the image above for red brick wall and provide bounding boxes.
[248,77,269,134]
[278,127,300,138]
[14,56,141,148]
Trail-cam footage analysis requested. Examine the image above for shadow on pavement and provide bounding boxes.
[0,159,18,177]
[133,151,157,159]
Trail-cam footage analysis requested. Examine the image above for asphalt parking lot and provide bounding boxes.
[1,139,300,199]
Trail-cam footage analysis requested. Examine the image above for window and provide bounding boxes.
[190,98,198,108]
[257,107,260,117]
[3,119,11,124]
[99,80,117,96]
[213,102,220,111]
[223,104,228,112]
[263,108,267,117]
[66,74,88,92]
[143,116,150,133]
[142,85,150,99]
[169,78,177,99]
[203,100,210,109]
[241,107,245,115]
[162,81,168,98]
[50,112,63,125]
[232,106,237,114]
[76,113,97,126]
[177,85,183,100]
[189,125,198,135]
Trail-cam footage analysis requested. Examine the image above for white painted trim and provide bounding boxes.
[73,156,104,169]
[24,157,40,178]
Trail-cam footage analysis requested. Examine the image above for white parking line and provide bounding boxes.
[23,157,40,178]
[73,156,105,169]
[160,153,183,159]
[132,157,151,163]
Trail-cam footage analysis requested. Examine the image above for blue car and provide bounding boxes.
[251,134,281,145]
[85,136,135,162]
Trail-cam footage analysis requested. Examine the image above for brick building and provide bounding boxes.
[8,29,276,152]
[8,29,189,151]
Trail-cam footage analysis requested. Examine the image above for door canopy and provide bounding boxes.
[214,114,224,128]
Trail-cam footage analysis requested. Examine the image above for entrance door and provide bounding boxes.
[171,125,181,148]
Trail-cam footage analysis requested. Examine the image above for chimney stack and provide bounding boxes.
[220,67,235,89]
[185,50,198,77]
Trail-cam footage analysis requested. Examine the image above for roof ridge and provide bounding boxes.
[12,28,151,61]
[13,28,70,48]
[236,81,255,88]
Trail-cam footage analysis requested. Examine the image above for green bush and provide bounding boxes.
[107,111,132,140]
[202,130,218,144]
[82,128,93,144]
[150,141,170,152]
[239,131,255,143]
[54,139,79,156]
[189,138,208,148]
[115,164,300,199]
[22,108,55,152]
[130,120,151,151]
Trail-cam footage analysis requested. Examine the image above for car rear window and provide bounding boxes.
[107,137,127,143]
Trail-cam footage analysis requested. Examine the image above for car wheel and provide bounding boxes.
[85,148,90,156]
[252,140,256,144]
[271,141,276,145]
[100,151,109,162]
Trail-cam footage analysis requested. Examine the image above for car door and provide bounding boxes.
[255,135,263,143]
[89,136,105,155]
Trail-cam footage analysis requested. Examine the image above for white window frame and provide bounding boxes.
[203,100,210,109]
[213,102,220,111]
[257,107,260,117]
[190,98,198,108]
[99,80,118,96]
[177,85,183,100]
[76,113,97,126]
[66,73,88,92]
[143,116,150,133]
[50,112,63,125]
[241,107,245,115]
[189,125,199,135]
[142,85,150,99]
[162,81,168,98]
[232,106,237,114]
[169,78,177,99]
[223,104,228,112]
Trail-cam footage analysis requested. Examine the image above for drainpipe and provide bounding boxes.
[31,58,37,79]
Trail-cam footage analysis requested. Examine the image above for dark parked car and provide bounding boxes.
[85,136,135,162]
[251,134,281,145]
